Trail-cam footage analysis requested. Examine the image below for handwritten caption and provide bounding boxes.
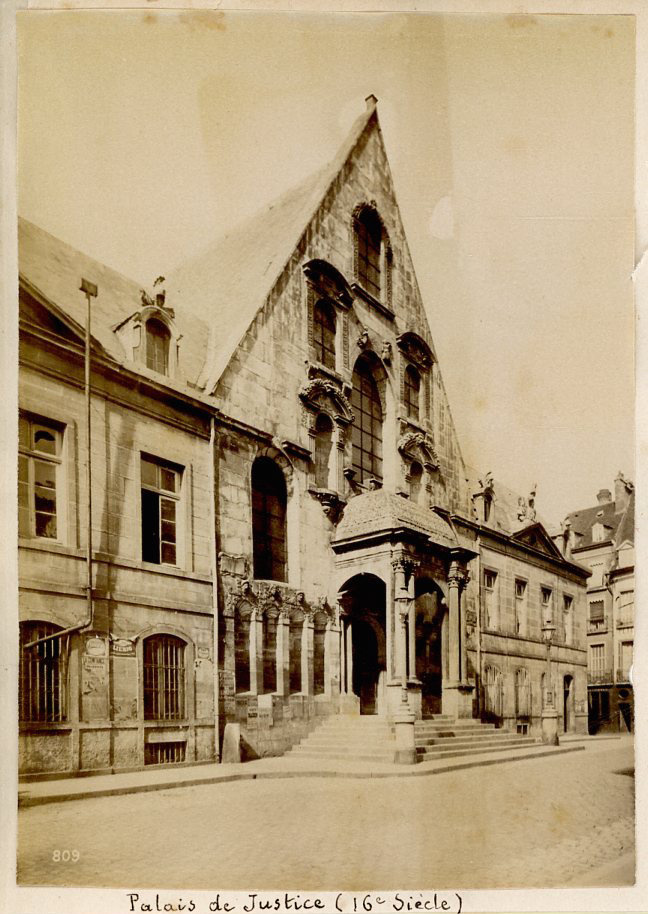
[126,892,463,914]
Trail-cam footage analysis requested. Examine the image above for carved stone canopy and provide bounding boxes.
[398,431,438,471]
[299,378,354,425]
[396,332,433,371]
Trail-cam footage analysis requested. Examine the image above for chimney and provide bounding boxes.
[614,472,633,512]
[596,489,612,505]
[365,94,378,111]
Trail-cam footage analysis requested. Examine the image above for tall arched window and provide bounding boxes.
[143,634,186,720]
[404,365,420,421]
[356,208,382,299]
[235,605,251,693]
[314,413,334,488]
[146,318,170,375]
[19,621,67,722]
[484,665,503,720]
[252,457,287,582]
[313,301,336,370]
[351,360,383,483]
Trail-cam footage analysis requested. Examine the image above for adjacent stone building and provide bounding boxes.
[554,476,635,733]
[18,96,590,777]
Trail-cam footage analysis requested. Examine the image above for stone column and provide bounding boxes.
[447,562,461,684]
[249,609,263,694]
[442,559,474,719]
[345,619,353,693]
[391,556,417,763]
[407,572,416,681]
[302,613,314,696]
[276,611,290,697]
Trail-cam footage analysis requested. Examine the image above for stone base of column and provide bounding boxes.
[442,681,475,719]
[339,692,361,715]
[393,705,418,764]
[541,707,560,745]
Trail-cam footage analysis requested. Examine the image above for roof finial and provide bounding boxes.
[365,94,378,110]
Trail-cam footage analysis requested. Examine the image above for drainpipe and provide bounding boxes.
[209,416,220,761]
[23,278,98,651]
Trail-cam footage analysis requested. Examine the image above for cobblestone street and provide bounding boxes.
[17,739,634,891]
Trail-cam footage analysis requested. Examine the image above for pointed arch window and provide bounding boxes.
[313,301,336,370]
[351,360,383,483]
[404,365,421,421]
[356,207,382,299]
[146,318,170,375]
[252,457,287,582]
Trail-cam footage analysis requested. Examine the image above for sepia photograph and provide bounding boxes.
[6,2,641,908]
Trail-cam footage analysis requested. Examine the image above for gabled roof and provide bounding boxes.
[511,523,566,560]
[165,99,380,392]
[18,217,211,390]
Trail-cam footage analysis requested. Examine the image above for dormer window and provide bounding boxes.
[146,318,170,375]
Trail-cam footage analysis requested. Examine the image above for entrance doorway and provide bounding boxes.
[338,574,386,716]
[414,579,447,718]
[563,675,573,733]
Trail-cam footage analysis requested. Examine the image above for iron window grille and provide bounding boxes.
[351,361,383,483]
[19,621,67,722]
[145,741,186,765]
[141,456,180,566]
[18,415,63,541]
[313,301,336,370]
[143,634,186,720]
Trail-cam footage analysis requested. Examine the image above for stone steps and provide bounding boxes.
[287,713,542,765]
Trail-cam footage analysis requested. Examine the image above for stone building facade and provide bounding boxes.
[554,476,635,733]
[18,97,589,777]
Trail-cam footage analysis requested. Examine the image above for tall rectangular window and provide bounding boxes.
[515,579,527,635]
[143,635,185,720]
[563,594,574,644]
[483,569,498,630]
[141,456,181,565]
[589,599,606,631]
[541,586,553,625]
[590,643,605,674]
[18,415,63,540]
[19,622,67,722]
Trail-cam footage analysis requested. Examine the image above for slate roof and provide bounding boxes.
[165,100,379,392]
[18,217,211,392]
[563,497,629,549]
[334,489,459,549]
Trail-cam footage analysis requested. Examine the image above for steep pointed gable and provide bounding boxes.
[165,98,390,392]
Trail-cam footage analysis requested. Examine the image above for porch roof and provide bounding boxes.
[333,489,459,551]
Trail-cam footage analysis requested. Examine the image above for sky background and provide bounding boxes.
[17,9,635,527]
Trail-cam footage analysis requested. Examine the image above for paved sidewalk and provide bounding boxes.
[18,742,584,807]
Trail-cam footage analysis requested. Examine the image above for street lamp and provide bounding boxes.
[541,621,559,746]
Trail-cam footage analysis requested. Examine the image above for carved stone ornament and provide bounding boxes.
[298,378,354,425]
[308,487,347,523]
[357,328,370,350]
[397,431,439,471]
[381,340,393,365]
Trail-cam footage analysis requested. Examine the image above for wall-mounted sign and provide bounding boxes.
[85,636,107,657]
[110,638,136,656]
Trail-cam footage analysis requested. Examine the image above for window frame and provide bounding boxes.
[351,359,383,484]
[251,457,288,583]
[145,316,171,376]
[312,300,337,371]
[404,365,421,421]
[140,454,182,567]
[18,415,64,543]
[143,633,187,721]
[19,621,68,723]
[356,208,382,300]
[483,568,499,630]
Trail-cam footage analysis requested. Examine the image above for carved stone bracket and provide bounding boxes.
[298,378,354,426]
[308,487,347,523]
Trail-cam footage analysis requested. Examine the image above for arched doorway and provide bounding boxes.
[338,574,387,715]
[414,579,447,718]
[563,675,574,733]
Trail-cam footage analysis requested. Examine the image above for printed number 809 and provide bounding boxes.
[52,850,80,862]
